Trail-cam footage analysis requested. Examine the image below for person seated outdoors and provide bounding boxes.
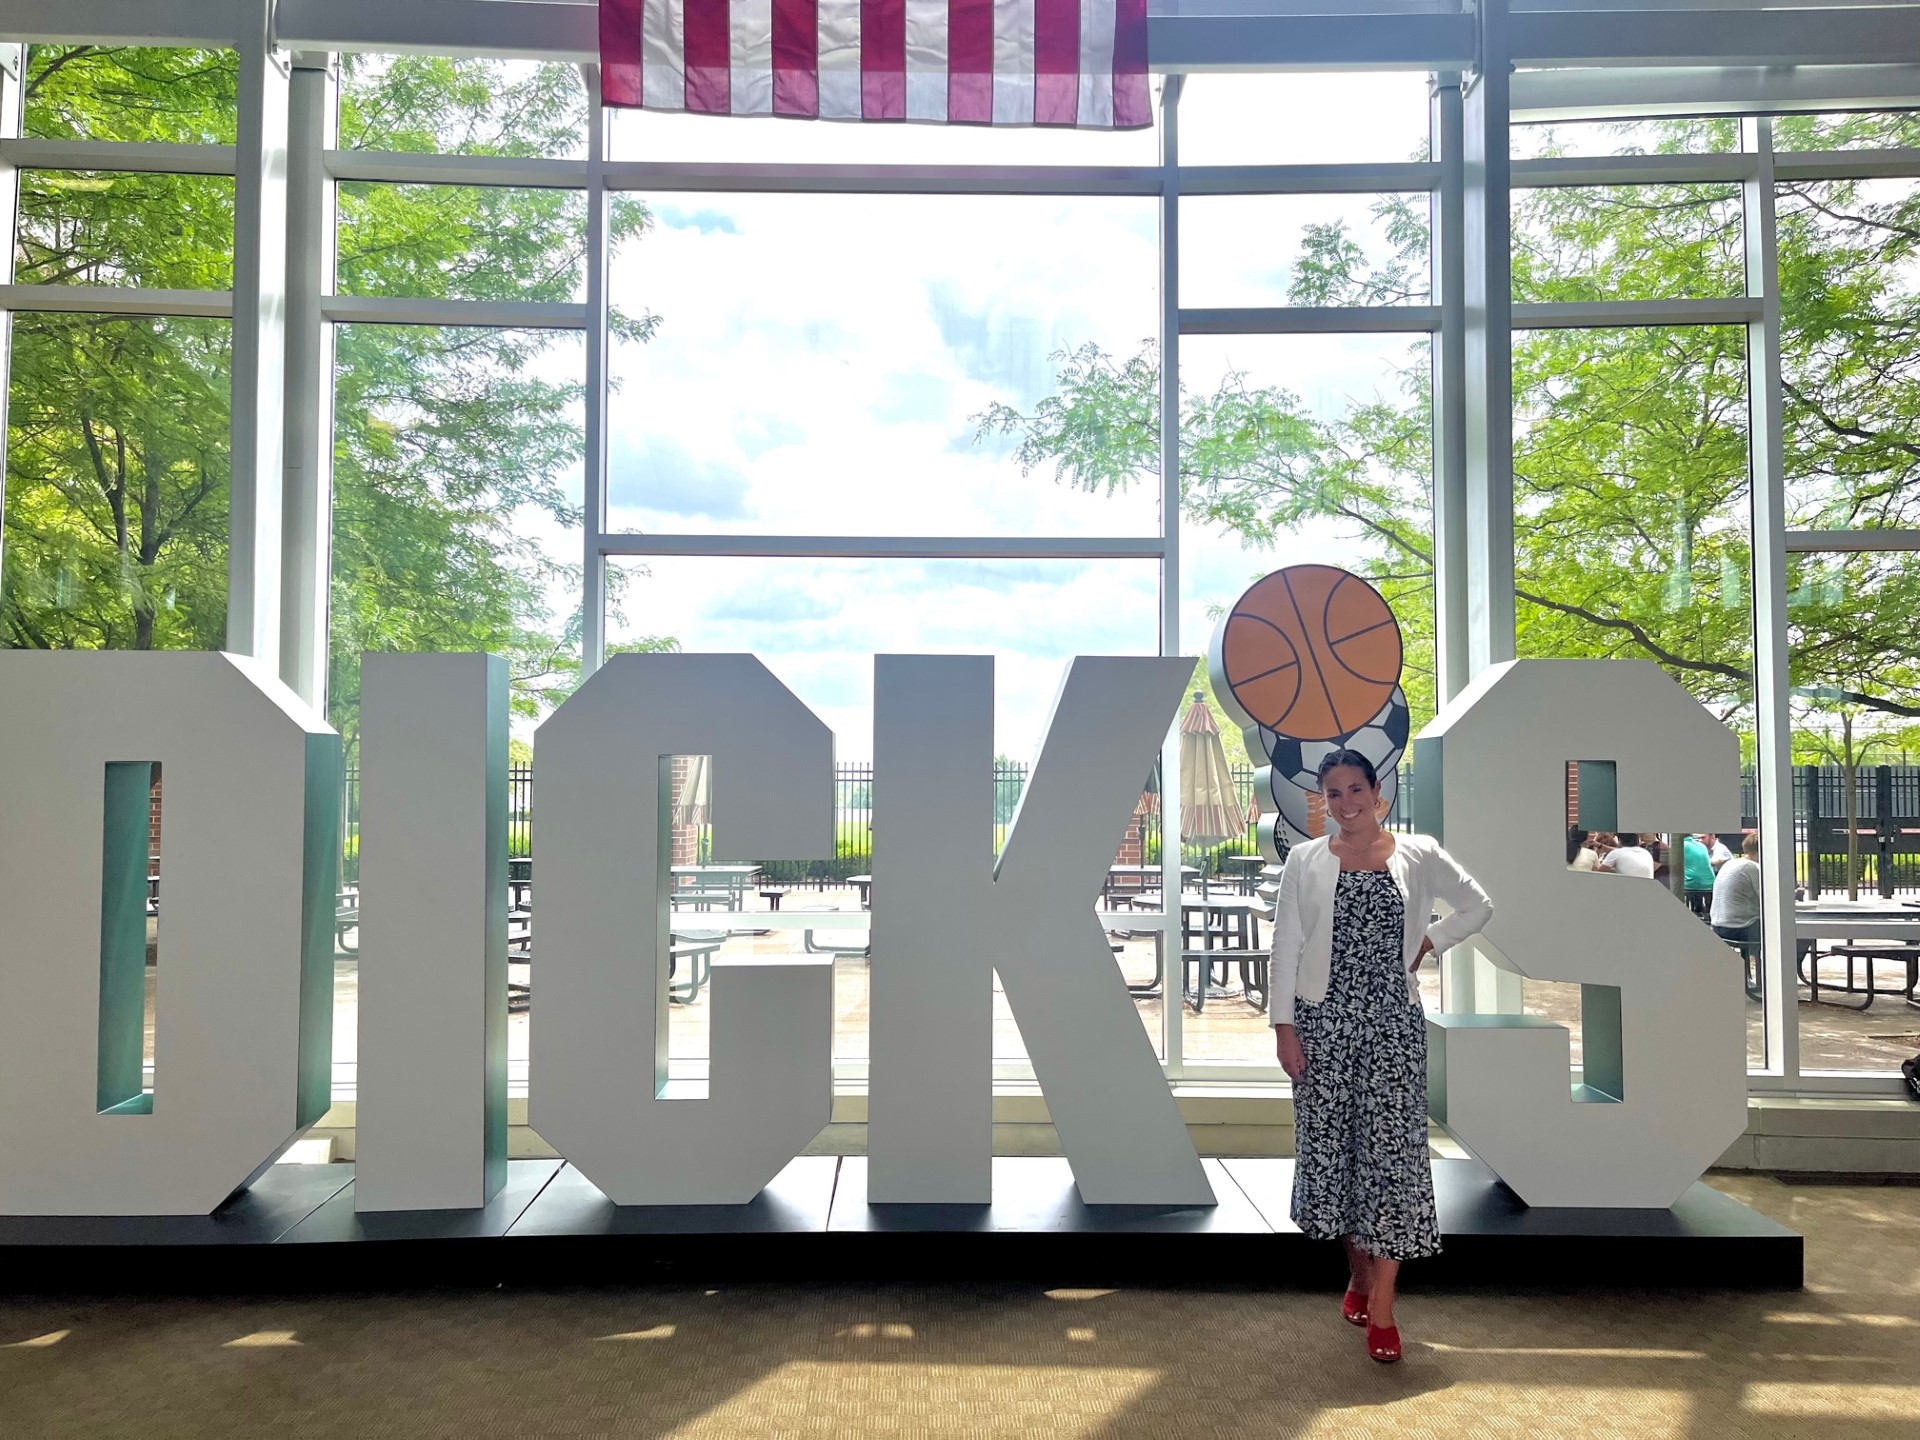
[1567,828,1600,872]
[1597,831,1657,879]
[1700,832,1734,872]
[1681,832,1717,915]
[1711,832,1763,958]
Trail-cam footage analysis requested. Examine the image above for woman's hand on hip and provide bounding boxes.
[1411,936,1436,971]
[1275,1024,1307,1081]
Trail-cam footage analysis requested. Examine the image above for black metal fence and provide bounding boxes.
[343,759,1920,895]
[1763,764,1920,898]
[339,760,1407,886]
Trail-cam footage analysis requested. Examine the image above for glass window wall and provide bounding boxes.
[9,12,1920,1100]
[1179,193,1431,309]
[1174,331,1437,1064]
[1511,183,1745,303]
[1512,322,1760,1072]
[604,191,1160,539]
[22,45,237,145]
[606,553,1161,1077]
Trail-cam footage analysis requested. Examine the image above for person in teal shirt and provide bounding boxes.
[1682,833,1716,912]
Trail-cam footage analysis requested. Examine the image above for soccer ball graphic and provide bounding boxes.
[1264,757,1401,841]
[1261,687,1410,792]
[1258,687,1410,845]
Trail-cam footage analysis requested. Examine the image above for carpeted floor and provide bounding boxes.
[1,1171,1916,1439]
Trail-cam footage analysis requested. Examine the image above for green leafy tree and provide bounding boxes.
[4,47,675,757]
[984,115,1920,739]
[4,48,238,651]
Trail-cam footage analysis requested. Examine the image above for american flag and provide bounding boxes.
[600,0,1151,130]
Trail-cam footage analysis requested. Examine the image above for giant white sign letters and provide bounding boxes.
[1416,659,1749,1207]
[0,649,1751,1216]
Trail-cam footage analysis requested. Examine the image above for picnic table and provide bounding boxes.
[1218,854,1267,895]
[670,863,762,910]
[335,888,360,956]
[1795,900,1920,1011]
[794,903,872,959]
[1179,895,1271,1014]
[1104,864,1199,907]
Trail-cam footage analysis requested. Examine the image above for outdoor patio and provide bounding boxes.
[277,884,1920,1090]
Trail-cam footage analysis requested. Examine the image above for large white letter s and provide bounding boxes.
[1417,659,1746,1208]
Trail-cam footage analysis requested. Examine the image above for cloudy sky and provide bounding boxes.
[526,71,1434,758]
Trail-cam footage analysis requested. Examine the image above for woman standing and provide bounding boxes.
[1270,750,1493,1363]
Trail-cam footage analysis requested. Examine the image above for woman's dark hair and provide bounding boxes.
[1315,748,1379,790]
[1567,827,1590,864]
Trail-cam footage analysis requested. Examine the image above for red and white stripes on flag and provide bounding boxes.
[600,1,1151,130]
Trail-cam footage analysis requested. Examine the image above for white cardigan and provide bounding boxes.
[1268,832,1493,1024]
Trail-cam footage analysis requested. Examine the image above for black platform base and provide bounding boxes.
[0,1157,1801,1293]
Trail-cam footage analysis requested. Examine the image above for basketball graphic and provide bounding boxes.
[1210,565,1403,743]
[1211,566,1409,856]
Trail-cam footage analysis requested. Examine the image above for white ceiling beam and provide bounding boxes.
[1146,12,1477,71]
[0,0,246,47]
[1509,9,1920,68]
[1513,63,1920,121]
[1515,0,1920,12]
[7,2,1920,87]
[276,0,597,62]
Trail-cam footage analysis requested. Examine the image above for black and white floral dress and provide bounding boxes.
[1290,868,1441,1260]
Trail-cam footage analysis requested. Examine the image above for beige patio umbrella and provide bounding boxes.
[1179,691,1248,868]
[670,753,711,829]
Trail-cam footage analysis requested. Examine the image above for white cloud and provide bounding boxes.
[516,74,1432,756]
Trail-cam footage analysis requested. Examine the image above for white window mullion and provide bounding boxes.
[281,52,338,710]
[582,67,611,679]
[1160,74,1185,1079]
[228,29,291,673]
[0,45,23,608]
[1742,115,1799,1084]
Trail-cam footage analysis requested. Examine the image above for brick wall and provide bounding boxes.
[669,755,700,867]
[1113,795,1149,866]
[148,764,163,875]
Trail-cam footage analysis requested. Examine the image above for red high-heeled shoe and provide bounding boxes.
[1342,1288,1369,1327]
[1366,1321,1402,1364]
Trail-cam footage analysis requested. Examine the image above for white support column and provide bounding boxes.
[1458,5,1523,1017]
[1741,116,1798,1080]
[1158,75,1185,1073]
[581,66,610,678]
[228,11,290,673]
[1431,71,1470,707]
[1461,0,1516,678]
[0,44,24,595]
[279,52,337,709]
